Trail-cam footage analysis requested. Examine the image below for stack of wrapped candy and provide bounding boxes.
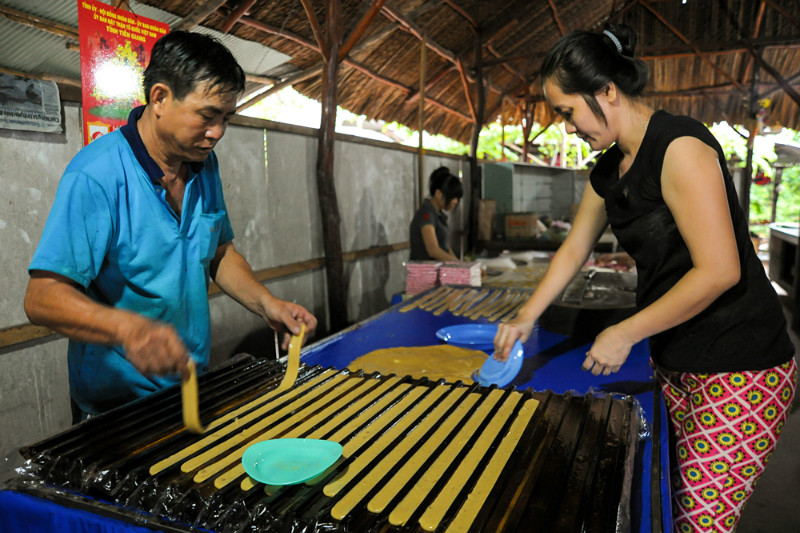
[439,261,482,287]
[404,261,442,294]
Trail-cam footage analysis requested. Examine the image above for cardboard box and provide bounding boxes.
[505,213,539,239]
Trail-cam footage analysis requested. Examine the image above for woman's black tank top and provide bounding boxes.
[590,110,793,372]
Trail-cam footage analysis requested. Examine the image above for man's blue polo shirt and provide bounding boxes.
[29,106,234,415]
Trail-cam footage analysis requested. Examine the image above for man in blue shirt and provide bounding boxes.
[24,31,317,418]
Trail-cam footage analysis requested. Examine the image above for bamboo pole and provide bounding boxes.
[418,34,426,208]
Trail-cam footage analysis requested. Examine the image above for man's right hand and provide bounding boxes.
[122,316,191,379]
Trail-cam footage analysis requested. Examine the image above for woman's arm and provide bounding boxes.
[584,137,740,375]
[494,182,609,359]
[420,224,459,261]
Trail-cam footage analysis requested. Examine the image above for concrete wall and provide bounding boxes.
[0,100,470,459]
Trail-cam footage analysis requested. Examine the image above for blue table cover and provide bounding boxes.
[0,490,156,533]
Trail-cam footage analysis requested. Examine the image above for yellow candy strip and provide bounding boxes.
[418,391,521,531]
[331,388,467,520]
[324,385,445,499]
[367,391,479,514]
[444,398,538,532]
[281,323,305,390]
[182,359,206,434]
[323,382,413,448]
[398,286,449,313]
[306,377,402,441]
[419,287,457,311]
[450,288,489,315]
[387,388,505,527]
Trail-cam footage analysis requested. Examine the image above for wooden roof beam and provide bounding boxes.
[638,0,744,92]
[246,73,280,85]
[238,15,322,52]
[172,0,229,31]
[0,65,79,87]
[0,5,78,42]
[380,4,458,65]
[744,43,800,108]
[406,65,455,104]
[300,0,329,61]
[234,16,471,123]
[759,71,800,99]
[339,0,386,61]
[740,0,767,85]
[237,64,324,112]
[763,0,800,32]
[547,0,567,36]
[443,0,478,31]
[456,58,478,122]
[486,45,527,85]
[643,79,800,98]
[221,0,256,33]
[380,4,507,107]
[640,37,800,59]
[485,19,518,46]
[236,15,407,94]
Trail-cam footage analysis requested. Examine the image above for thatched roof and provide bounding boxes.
[2,0,800,144]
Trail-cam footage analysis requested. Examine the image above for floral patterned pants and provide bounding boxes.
[656,358,797,533]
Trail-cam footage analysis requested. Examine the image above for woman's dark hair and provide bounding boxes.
[429,166,463,204]
[540,23,649,124]
[143,31,246,102]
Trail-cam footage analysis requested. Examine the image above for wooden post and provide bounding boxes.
[500,112,506,162]
[741,123,757,222]
[521,100,532,162]
[418,34,426,208]
[468,33,486,253]
[315,0,348,332]
[770,167,783,223]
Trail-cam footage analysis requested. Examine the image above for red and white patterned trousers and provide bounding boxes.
[656,358,797,533]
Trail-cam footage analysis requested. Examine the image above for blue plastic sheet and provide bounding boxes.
[0,490,153,533]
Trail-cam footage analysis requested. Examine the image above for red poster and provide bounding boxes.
[78,0,169,145]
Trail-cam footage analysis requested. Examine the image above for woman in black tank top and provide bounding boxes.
[492,23,797,533]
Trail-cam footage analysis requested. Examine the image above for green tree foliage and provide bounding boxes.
[709,123,800,226]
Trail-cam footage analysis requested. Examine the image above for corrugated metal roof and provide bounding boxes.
[0,20,79,79]
[0,0,289,81]
[2,0,77,25]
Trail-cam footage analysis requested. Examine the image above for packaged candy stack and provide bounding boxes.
[404,261,442,294]
[439,261,482,287]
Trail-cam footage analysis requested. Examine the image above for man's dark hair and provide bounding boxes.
[143,31,246,102]
[429,166,463,204]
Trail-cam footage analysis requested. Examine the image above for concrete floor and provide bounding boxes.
[734,294,800,533]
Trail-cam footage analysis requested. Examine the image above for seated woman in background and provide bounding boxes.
[409,167,463,261]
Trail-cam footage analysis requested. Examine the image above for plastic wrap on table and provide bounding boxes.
[2,357,645,533]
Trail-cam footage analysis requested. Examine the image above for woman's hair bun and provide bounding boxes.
[603,23,638,57]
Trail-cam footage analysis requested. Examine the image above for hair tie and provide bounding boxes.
[603,29,623,54]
